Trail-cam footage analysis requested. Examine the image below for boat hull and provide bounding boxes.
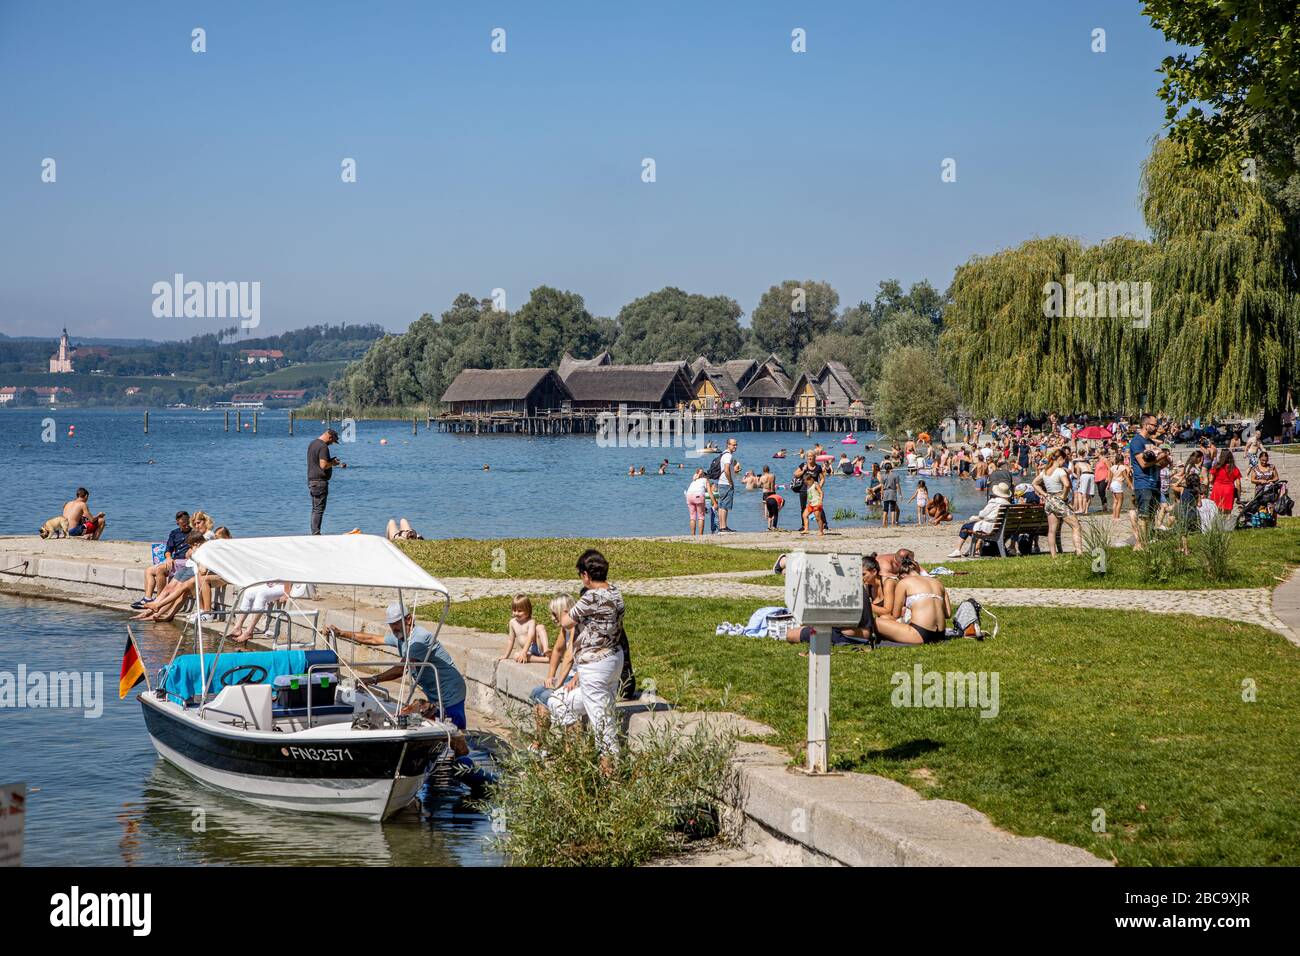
[140,695,446,822]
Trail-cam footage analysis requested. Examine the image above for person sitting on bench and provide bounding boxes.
[874,554,953,644]
[948,482,1012,557]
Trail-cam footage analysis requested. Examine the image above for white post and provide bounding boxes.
[806,629,831,773]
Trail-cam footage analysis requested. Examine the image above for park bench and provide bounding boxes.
[965,502,1056,557]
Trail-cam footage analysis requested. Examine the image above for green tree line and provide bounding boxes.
[337,280,949,414]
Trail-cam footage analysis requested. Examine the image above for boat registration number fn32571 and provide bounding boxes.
[283,746,353,761]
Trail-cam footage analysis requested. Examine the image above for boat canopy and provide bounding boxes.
[194,534,449,595]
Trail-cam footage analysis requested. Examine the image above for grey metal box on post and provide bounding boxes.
[783,551,863,774]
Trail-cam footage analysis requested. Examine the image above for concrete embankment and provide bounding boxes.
[0,536,1110,867]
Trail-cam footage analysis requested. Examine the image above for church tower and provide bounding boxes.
[49,328,74,373]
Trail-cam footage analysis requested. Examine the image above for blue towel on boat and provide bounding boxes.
[158,650,309,705]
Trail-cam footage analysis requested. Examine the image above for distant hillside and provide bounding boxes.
[0,323,381,407]
[0,333,163,346]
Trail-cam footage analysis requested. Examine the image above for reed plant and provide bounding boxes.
[1192,521,1234,583]
[1136,527,1188,584]
[481,700,739,867]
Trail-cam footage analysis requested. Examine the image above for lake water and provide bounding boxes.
[0,593,502,866]
[0,408,993,540]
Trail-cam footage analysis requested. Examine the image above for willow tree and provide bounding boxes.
[940,138,1299,419]
[1140,139,1299,418]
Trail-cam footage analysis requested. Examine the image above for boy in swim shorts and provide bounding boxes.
[802,478,826,535]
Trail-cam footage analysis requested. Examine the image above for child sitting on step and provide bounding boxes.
[500,594,550,664]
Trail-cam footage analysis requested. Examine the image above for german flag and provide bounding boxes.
[119,636,146,699]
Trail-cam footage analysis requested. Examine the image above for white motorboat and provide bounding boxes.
[132,534,457,822]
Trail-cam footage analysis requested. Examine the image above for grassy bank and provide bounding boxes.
[449,595,1300,865]
[401,537,779,580]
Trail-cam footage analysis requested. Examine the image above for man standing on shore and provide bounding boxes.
[1128,412,1169,550]
[880,463,901,528]
[307,428,346,535]
[716,437,738,533]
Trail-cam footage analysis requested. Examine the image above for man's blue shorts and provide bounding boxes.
[1134,487,1160,518]
[716,483,735,510]
[437,700,466,731]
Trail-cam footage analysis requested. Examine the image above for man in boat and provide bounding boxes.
[62,487,106,540]
[327,604,467,731]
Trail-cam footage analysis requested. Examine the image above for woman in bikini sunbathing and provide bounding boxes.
[873,554,952,645]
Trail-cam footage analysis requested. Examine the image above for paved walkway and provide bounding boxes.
[1272,568,1300,644]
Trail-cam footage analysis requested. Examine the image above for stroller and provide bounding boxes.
[1236,480,1292,529]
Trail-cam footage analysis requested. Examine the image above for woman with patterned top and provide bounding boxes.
[558,549,626,768]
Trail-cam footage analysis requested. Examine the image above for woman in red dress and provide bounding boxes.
[1208,449,1242,513]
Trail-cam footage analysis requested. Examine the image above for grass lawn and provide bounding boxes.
[401,537,779,580]
[946,518,1300,590]
[449,595,1300,865]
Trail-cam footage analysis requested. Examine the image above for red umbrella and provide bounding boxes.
[1075,425,1113,440]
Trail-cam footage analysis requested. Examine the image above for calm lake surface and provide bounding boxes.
[0,408,992,540]
[0,593,502,866]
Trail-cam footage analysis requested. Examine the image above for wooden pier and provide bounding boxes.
[432,410,874,436]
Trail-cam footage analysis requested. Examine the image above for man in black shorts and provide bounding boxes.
[880,463,901,527]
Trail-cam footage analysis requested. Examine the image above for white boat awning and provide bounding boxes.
[194,534,448,595]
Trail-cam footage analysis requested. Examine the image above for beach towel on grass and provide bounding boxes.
[716,606,791,638]
[158,649,309,704]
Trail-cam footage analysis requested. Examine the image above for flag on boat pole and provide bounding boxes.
[119,634,146,699]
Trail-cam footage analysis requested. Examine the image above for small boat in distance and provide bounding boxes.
[132,535,457,822]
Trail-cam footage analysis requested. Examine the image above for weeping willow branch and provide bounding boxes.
[940,138,1300,419]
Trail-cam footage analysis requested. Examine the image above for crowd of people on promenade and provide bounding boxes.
[665,412,1293,543]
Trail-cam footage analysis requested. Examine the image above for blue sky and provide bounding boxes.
[0,0,1178,339]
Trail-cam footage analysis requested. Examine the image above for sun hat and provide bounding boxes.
[991,482,1012,498]
[386,602,409,624]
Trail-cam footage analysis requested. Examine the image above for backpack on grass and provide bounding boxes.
[952,598,997,641]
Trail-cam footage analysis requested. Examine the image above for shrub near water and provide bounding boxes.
[482,710,739,867]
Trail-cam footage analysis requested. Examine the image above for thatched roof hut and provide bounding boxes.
[690,365,741,410]
[563,365,694,409]
[789,370,826,414]
[739,356,794,410]
[815,361,866,412]
[440,368,571,416]
[722,359,758,390]
[558,350,613,381]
